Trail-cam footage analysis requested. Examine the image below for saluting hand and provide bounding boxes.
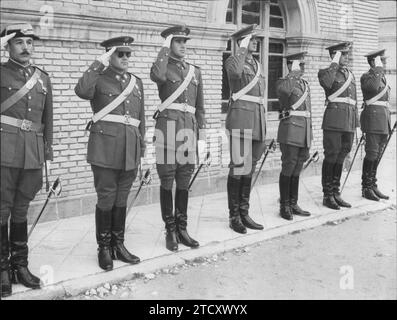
[374,56,383,68]
[331,51,342,64]
[1,32,16,49]
[97,47,117,67]
[162,34,174,48]
[291,60,301,71]
[239,34,252,49]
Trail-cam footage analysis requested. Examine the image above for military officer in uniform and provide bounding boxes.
[318,42,359,210]
[150,25,206,252]
[225,24,266,233]
[75,36,145,271]
[360,49,391,201]
[0,24,53,297]
[276,51,312,220]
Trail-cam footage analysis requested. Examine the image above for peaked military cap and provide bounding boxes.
[231,24,258,41]
[0,23,40,40]
[100,36,134,51]
[160,24,191,39]
[284,51,307,63]
[325,41,351,54]
[364,49,386,59]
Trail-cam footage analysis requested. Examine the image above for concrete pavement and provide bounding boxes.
[4,151,396,299]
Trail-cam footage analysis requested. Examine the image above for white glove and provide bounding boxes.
[374,56,383,67]
[291,60,301,71]
[331,51,342,64]
[239,34,252,49]
[1,32,16,49]
[197,140,207,163]
[97,47,117,66]
[46,160,51,172]
[162,34,174,48]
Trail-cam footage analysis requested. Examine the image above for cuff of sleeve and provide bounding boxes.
[330,62,339,69]
[91,60,106,72]
[45,148,53,161]
[373,66,384,74]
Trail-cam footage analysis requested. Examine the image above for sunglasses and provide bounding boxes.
[117,51,131,58]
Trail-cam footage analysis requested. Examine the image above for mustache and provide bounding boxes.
[21,51,30,55]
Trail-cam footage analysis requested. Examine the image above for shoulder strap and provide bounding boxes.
[91,75,137,123]
[328,71,353,102]
[1,68,42,114]
[231,61,261,101]
[157,65,195,113]
[365,83,389,105]
[290,81,309,110]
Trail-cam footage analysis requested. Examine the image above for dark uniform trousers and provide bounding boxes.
[323,130,354,164]
[364,133,387,161]
[279,144,309,176]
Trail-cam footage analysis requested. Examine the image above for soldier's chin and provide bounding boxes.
[14,55,30,64]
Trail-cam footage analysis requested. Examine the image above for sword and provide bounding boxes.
[127,169,151,213]
[341,134,365,193]
[251,138,276,189]
[302,151,319,171]
[376,120,396,167]
[28,177,62,239]
[44,161,50,192]
[188,151,211,191]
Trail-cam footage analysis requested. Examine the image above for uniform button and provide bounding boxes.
[126,100,130,103]
[28,96,32,100]
[87,70,91,73]
[8,87,11,91]
[126,111,130,114]
[122,80,125,83]
[28,108,31,111]
[160,59,163,62]
[100,130,103,133]
[108,94,112,96]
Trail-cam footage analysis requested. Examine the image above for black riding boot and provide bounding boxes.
[175,189,199,248]
[372,161,389,199]
[362,159,380,201]
[227,176,246,234]
[279,173,293,220]
[1,224,12,297]
[239,176,263,229]
[10,221,41,289]
[332,163,351,207]
[160,187,178,251]
[322,161,340,210]
[290,175,310,216]
[111,206,140,264]
[95,206,113,271]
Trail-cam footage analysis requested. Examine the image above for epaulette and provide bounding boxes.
[186,61,200,69]
[32,65,49,76]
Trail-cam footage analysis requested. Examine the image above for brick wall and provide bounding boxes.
[0,0,381,221]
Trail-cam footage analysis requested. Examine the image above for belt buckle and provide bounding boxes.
[278,110,290,120]
[124,114,131,124]
[20,119,32,131]
[183,103,188,112]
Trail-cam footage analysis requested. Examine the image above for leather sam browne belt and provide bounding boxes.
[367,101,389,107]
[0,115,43,132]
[238,94,265,105]
[166,103,196,114]
[279,110,311,120]
[99,114,140,127]
[328,97,356,105]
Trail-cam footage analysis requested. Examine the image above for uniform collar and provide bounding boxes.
[169,56,187,69]
[245,55,257,65]
[7,58,32,70]
[288,70,302,79]
[106,66,129,80]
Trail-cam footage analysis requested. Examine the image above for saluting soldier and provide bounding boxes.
[0,24,53,297]
[360,49,391,201]
[276,51,312,220]
[318,42,359,210]
[224,24,266,234]
[150,25,206,252]
[75,37,145,271]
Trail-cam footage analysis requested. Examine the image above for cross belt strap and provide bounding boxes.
[100,114,140,127]
[290,84,309,110]
[327,71,353,102]
[231,61,261,101]
[365,84,389,106]
[157,65,195,113]
[238,94,265,104]
[1,68,42,114]
[91,75,136,124]
[0,115,43,132]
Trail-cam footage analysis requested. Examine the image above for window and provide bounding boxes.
[222,0,286,117]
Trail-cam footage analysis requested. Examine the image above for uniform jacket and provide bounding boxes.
[225,47,266,141]
[318,62,359,133]
[75,61,146,171]
[360,66,391,135]
[150,47,205,152]
[276,70,313,148]
[0,59,53,169]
